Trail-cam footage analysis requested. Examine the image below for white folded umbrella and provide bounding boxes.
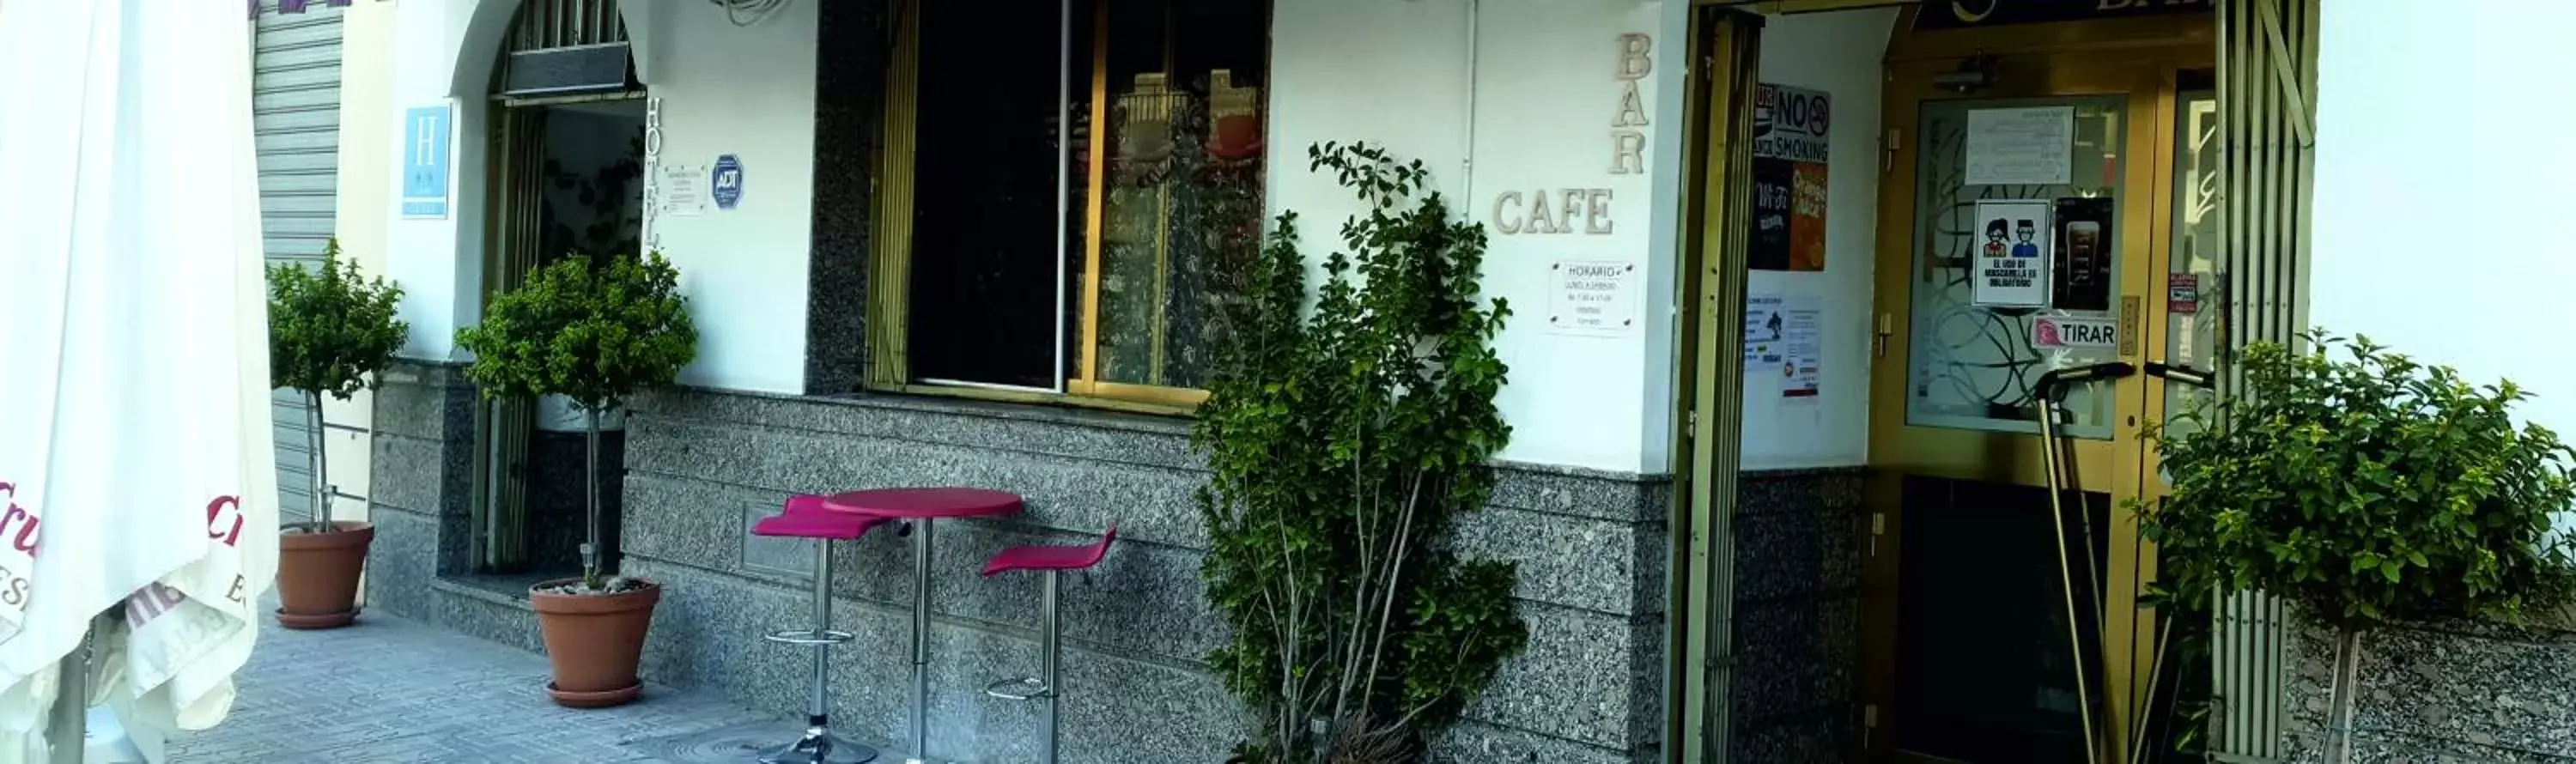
[0,0,281,761]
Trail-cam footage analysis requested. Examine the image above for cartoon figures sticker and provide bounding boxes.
[1971,199,2052,307]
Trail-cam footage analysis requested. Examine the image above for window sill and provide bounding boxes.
[865,382,1200,419]
[792,384,1197,438]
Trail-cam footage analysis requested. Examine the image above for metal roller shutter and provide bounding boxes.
[252,3,345,525]
[2210,0,2320,760]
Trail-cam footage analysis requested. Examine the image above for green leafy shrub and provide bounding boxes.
[2142,331,2576,629]
[268,238,407,531]
[456,252,696,590]
[455,252,697,413]
[269,238,407,400]
[1196,142,1525,763]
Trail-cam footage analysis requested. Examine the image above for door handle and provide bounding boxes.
[2035,361,2136,403]
[2142,361,2214,389]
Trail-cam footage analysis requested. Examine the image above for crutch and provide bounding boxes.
[2034,361,2136,764]
[2127,361,2216,764]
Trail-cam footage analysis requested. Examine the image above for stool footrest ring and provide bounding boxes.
[764,628,855,646]
[983,676,1053,700]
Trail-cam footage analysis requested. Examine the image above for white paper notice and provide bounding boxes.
[1781,298,1820,400]
[1965,106,2074,186]
[1971,200,2053,307]
[1745,294,1786,368]
[1744,294,1822,399]
[658,164,707,217]
[1545,260,1639,337]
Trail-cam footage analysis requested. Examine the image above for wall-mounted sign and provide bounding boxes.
[711,155,744,210]
[2167,273,2201,314]
[2032,315,2118,351]
[1913,0,2211,30]
[1965,106,2073,186]
[1611,33,1652,175]
[400,104,453,219]
[1971,199,2052,307]
[1492,188,1614,236]
[1751,83,1831,272]
[657,164,707,218]
[1545,260,1639,337]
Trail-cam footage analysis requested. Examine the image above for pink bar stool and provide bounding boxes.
[979,524,1118,764]
[750,494,890,764]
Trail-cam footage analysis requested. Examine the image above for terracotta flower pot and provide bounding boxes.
[274,521,374,629]
[530,578,661,708]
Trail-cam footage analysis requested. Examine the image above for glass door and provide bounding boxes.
[1862,52,2185,764]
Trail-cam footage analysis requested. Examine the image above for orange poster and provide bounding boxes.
[1789,161,1829,272]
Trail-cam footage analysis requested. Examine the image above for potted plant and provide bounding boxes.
[1196,142,1526,763]
[267,238,407,629]
[456,252,697,708]
[2140,331,2576,760]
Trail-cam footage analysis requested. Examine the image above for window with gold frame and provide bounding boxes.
[867,0,1273,413]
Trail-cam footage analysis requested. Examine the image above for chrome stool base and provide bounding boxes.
[757,726,878,764]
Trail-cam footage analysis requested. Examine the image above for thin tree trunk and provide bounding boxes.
[583,407,603,590]
[307,390,331,532]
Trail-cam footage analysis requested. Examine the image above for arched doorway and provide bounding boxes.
[466,0,646,580]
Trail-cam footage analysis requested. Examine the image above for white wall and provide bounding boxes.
[2312,0,2574,444]
[328,0,398,532]
[384,0,817,396]
[1271,0,1686,473]
[1737,9,1894,470]
[624,1,817,394]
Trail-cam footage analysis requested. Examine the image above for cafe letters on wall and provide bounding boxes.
[1914,0,2211,30]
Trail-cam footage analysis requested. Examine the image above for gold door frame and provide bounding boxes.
[1668,7,1762,763]
[1860,9,2210,763]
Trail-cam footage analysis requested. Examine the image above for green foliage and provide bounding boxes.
[267,238,407,399]
[1196,142,1526,762]
[455,252,698,413]
[459,252,696,591]
[2141,330,2576,631]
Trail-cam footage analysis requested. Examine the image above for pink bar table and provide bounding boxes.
[823,488,1023,764]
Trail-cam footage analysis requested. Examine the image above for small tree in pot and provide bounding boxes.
[268,239,407,629]
[2141,330,2576,761]
[457,251,696,708]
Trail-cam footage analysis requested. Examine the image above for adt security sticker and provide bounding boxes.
[712,155,744,210]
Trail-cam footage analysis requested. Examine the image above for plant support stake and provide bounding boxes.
[584,407,602,590]
[309,390,331,532]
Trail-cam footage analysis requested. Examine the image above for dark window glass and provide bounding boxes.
[908,4,1066,388]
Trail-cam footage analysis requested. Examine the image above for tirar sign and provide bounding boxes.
[1914,0,2211,30]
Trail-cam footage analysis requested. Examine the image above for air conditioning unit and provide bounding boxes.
[501,41,636,97]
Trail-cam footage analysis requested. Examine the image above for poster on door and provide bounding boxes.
[1971,200,2052,307]
[1750,83,1830,271]
[2052,197,2114,311]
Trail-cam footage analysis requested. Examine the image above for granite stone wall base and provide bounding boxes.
[359,355,1901,763]
[2280,609,2576,763]
[1730,468,1864,764]
[617,386,1673,764]
[365,359,481,624]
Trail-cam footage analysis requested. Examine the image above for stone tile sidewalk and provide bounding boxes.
[165,607,833,763]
